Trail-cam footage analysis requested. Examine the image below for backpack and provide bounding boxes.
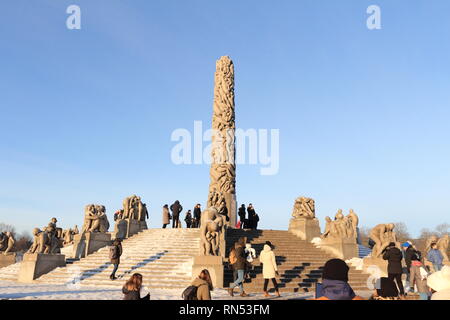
[182,285,198,300]
[229,249,237,264]
[109,245,119,260]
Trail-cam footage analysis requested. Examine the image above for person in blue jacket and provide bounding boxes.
[427,243,444,272]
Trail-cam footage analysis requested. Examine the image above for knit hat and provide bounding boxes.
[401,242,410,248]
[322,259,349,282]
[427,265,450,292]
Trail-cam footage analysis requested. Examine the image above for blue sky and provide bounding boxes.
[0,0,449,237]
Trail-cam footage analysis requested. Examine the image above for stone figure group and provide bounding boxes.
[121,195,148,221]
[291,197,316,219]
[28,218,63,254]
[0,231,15,255]
[322,209,359,241]
[426,234,449,262]
[62,225,79,246]
[199,207,227,256]
[82,205,110,233]
[369,223,397,258]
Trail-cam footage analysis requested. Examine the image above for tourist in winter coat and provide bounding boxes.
[427,243,444,272]
[238,204,246,229]
[259,242,280,297]
[193,204,201,228]
[228,239,248,297]
[110,239,122,280]
[382,242,405,297]
[191,269,213,300]
[404,243,418,271]
[427,265,450,300]
[409,255,429,300]
[170,200,183,228]
[315,259,364,300]
[162,204,171,228]
[184,210,193,228]
[246,204,255,229]
[122,273,150,300]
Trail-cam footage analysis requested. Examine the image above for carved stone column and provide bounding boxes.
[207,56,237,227]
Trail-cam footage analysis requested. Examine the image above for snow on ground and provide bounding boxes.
[0,280,320,300]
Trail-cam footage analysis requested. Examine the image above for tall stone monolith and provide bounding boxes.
[206,56,237,228]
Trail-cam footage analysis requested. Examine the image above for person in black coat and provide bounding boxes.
[184,210,193,228]
[382,242,405,297]
[247,204,255,229]
[238,204,246,229]
[170,200,183,228]
[193,204,201,228]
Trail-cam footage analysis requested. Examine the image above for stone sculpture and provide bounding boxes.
[0,232,15,255]
[207,56,237,227]
[62,226,79,246]
[369,223,397,258]
[321,209,359,241]
[199,207,225,256]
[292,197,316,219]
[28,218,63,254]
[82,204,110,233]
[437,235,449,262]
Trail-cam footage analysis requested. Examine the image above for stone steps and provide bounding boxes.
[33,229,201,288]
[225,229,370,293]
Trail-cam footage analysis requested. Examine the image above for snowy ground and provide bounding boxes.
[0,280,323,300]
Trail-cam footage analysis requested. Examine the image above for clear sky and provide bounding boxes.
[1,0,449,237]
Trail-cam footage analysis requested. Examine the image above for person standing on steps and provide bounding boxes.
[228,238,248,297]
[193,204,201,228]
[409,254,430,300]
[184,210,193,228]
[162,204,171,229]
[238,204,246,229]
[247,204,255,229]
[170,200,183,229]
[122,273,150,300]
[110,239,123,280]
[259,241,280,297]
[382,242,406,299]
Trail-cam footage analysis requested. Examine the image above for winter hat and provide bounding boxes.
[322,259,350,282]
[401,242,411,248]
[427,265,450,292]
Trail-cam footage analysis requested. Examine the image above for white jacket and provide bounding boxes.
[259,244,278,279]
[245,244,256,263]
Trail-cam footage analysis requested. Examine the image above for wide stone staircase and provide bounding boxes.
[225,229,371,293]
[31,229,201,289]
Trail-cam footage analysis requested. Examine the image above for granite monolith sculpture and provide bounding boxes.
[207,56,237,228]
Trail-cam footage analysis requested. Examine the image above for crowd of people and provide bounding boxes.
[374,240,449,300]
[161,201,203,229]
[160,201,261,230]
[112,236,450,300]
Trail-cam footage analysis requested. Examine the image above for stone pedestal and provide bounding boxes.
[192,255,224,288]
[127,219,142,238]
[319,238,358,260]
[288,218,321,241]
[363,257,388,277]
[0,253,17,268]
[73,232,111,259]
[18,253,66,283]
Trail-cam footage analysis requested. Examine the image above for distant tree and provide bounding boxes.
[394,222,411,242]
[435,223,450,237]
[0,223,16,234]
